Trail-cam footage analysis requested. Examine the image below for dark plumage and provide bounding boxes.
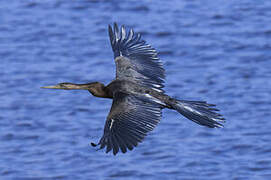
[42,23,225,155]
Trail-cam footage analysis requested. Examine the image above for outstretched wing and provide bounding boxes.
[93,92,163,155]
[109,23,165,92]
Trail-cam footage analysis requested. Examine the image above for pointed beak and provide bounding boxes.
[41,85,62,89]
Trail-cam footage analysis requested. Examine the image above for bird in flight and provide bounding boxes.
[42,23,225,155]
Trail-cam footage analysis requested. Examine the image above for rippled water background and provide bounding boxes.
[1,0,271,179]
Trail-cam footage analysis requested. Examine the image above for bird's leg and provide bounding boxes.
[90,142,98,147]
[90,142,104,152]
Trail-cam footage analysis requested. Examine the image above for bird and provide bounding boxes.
[41,23,225,155]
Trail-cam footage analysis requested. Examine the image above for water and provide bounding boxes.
[1,0,271,179]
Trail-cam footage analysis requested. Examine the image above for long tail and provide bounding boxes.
[170,100,225,128]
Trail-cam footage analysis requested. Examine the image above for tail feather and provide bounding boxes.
[171,100,225,128]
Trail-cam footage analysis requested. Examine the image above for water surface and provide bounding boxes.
[1,0,271,179]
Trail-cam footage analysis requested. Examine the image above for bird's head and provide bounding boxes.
[41,82,111,98]
[41,82,106,91]
[41,82,91,90]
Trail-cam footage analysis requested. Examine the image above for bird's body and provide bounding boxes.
[107,79,169,105]
[42,23,225,155]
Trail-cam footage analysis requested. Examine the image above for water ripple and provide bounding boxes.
[1,0,271,179]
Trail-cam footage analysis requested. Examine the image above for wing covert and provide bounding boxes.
[109,23,165,92]
[94,92,163,155]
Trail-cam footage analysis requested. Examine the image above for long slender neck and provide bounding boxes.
[66,83,94,90]
[87,82,112,98]
[64,82,112,98]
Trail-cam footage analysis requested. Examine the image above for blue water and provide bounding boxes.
[1,0,271,179]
